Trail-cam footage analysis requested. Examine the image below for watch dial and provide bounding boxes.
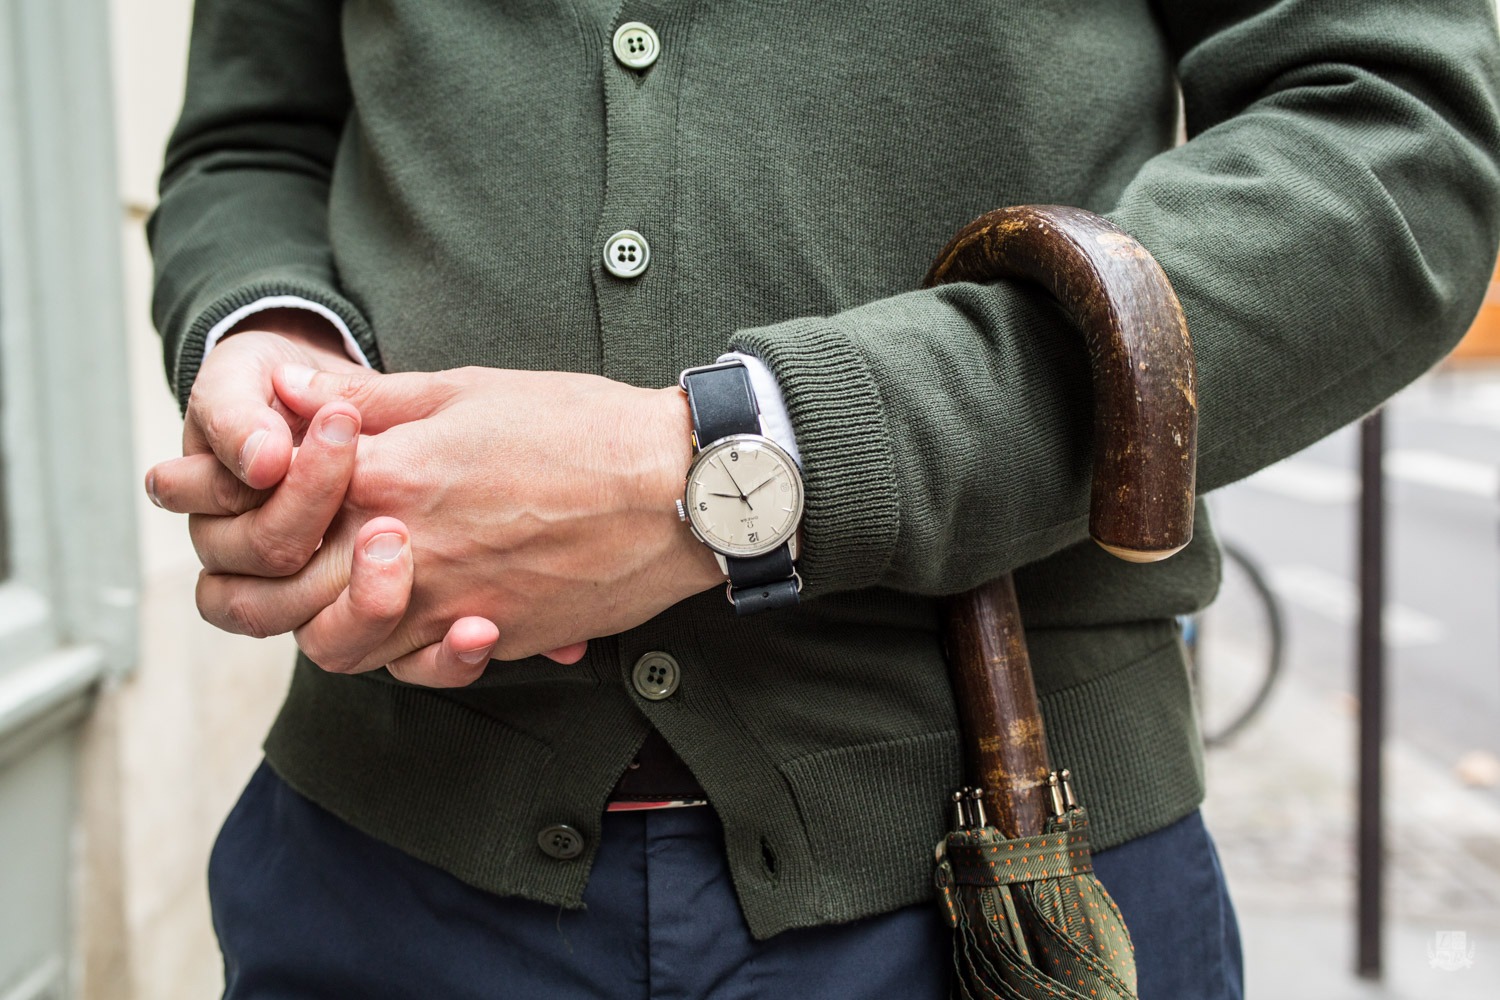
[685,436,803,557]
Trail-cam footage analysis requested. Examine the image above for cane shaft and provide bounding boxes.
[943,575,1051,838]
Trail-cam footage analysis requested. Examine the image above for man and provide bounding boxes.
[145,1,1500,997]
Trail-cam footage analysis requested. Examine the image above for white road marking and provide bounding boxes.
[1244,460,1359,504]
[1385,449,1498,499]
[1244,452,1497,503]
[1267,565,1446,647]
[1398,378,1500,431]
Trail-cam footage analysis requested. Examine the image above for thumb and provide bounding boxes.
[274,364,450,433]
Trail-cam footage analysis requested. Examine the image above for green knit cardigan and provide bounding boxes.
[150,0,1500,938]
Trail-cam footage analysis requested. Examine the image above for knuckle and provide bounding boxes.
[220,589,276,639]
[352,463,407,509]
[210,470,248,514]
[329,374,373,404]
[311,646,359,675]
[201,404,240,453]
[185,381,211,421]
[348,584,405,624]
[251,528,317,576]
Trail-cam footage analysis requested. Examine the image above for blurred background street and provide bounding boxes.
[1198,364,1500,998]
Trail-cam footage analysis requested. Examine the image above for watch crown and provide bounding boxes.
[675,498,688,522]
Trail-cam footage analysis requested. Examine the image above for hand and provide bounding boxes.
[145,314,525,683]
[160,309,369,494]
[190,363,724,676]
[146,311,375,578]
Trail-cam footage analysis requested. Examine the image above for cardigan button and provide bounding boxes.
[612,22,660,70]
[603,230,650,279]
[538,824,585,860]
[632,651,681,700]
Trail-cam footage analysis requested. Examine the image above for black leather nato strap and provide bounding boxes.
[681,362,801,615]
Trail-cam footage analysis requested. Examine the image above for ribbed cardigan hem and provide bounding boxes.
[262,629,1201,940]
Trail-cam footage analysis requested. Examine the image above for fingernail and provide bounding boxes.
[146,471,163,508]
[283,365,316,391]
[238,429,267,478]
[321,413,357,444]
[364,532,405,562]
[456,646,492,665]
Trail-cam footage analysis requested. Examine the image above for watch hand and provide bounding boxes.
[746,475,778,497]
[721,465,749,496]
[707,491,742,499]
[720,464,754,511]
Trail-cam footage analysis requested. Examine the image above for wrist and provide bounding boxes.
[638,386,724,591]
[675,361,805,613]
[227,308,361,370]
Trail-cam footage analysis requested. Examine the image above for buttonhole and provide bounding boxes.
[761,837,779,879]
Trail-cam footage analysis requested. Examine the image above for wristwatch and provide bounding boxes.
[676,360,804,614]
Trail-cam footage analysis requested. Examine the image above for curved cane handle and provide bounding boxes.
[923,205,1197,561]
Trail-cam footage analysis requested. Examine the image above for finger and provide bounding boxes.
[541,641,590,665]
[274,364,452,433]
[183,361,295,490]
[385,617,500,689]
[147,454,271,515]
[190,403,361,576]
[292,518,414,674]
[193,526,353,638]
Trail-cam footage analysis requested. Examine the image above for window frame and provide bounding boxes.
[0,0,137,761]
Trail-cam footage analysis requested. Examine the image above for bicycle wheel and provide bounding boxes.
[1188,541,1285,748]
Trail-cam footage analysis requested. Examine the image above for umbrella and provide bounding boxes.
[924,205,1198,1000]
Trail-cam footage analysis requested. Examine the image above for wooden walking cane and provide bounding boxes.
[926,205,1197,840]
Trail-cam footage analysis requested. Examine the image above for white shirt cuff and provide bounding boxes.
[200,295,374,368]
[718,351,802,467]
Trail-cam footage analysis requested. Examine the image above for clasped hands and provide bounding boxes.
[146,316,724,687]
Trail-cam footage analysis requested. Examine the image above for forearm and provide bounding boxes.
[733,0,1500,598]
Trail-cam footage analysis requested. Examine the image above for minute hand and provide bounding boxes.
[745,474,780,498]
[719,464,754,510]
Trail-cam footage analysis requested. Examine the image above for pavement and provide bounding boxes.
[1203,664,1500,998]
[1198,364,1500,999]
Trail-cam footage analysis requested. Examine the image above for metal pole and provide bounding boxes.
[1356,409,1386,979]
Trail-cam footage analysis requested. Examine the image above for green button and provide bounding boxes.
[632,651,680,701]
[537,824,584,860]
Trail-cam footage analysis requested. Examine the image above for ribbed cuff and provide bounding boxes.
[172,279,380,412]
[728,321,900,595]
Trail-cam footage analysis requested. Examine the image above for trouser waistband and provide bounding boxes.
[606,729,708,808]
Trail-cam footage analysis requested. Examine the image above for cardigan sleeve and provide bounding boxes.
[730,0,1500,597]
[148,0,381,411]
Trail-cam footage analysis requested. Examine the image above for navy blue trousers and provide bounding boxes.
[211,762,1242,999]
